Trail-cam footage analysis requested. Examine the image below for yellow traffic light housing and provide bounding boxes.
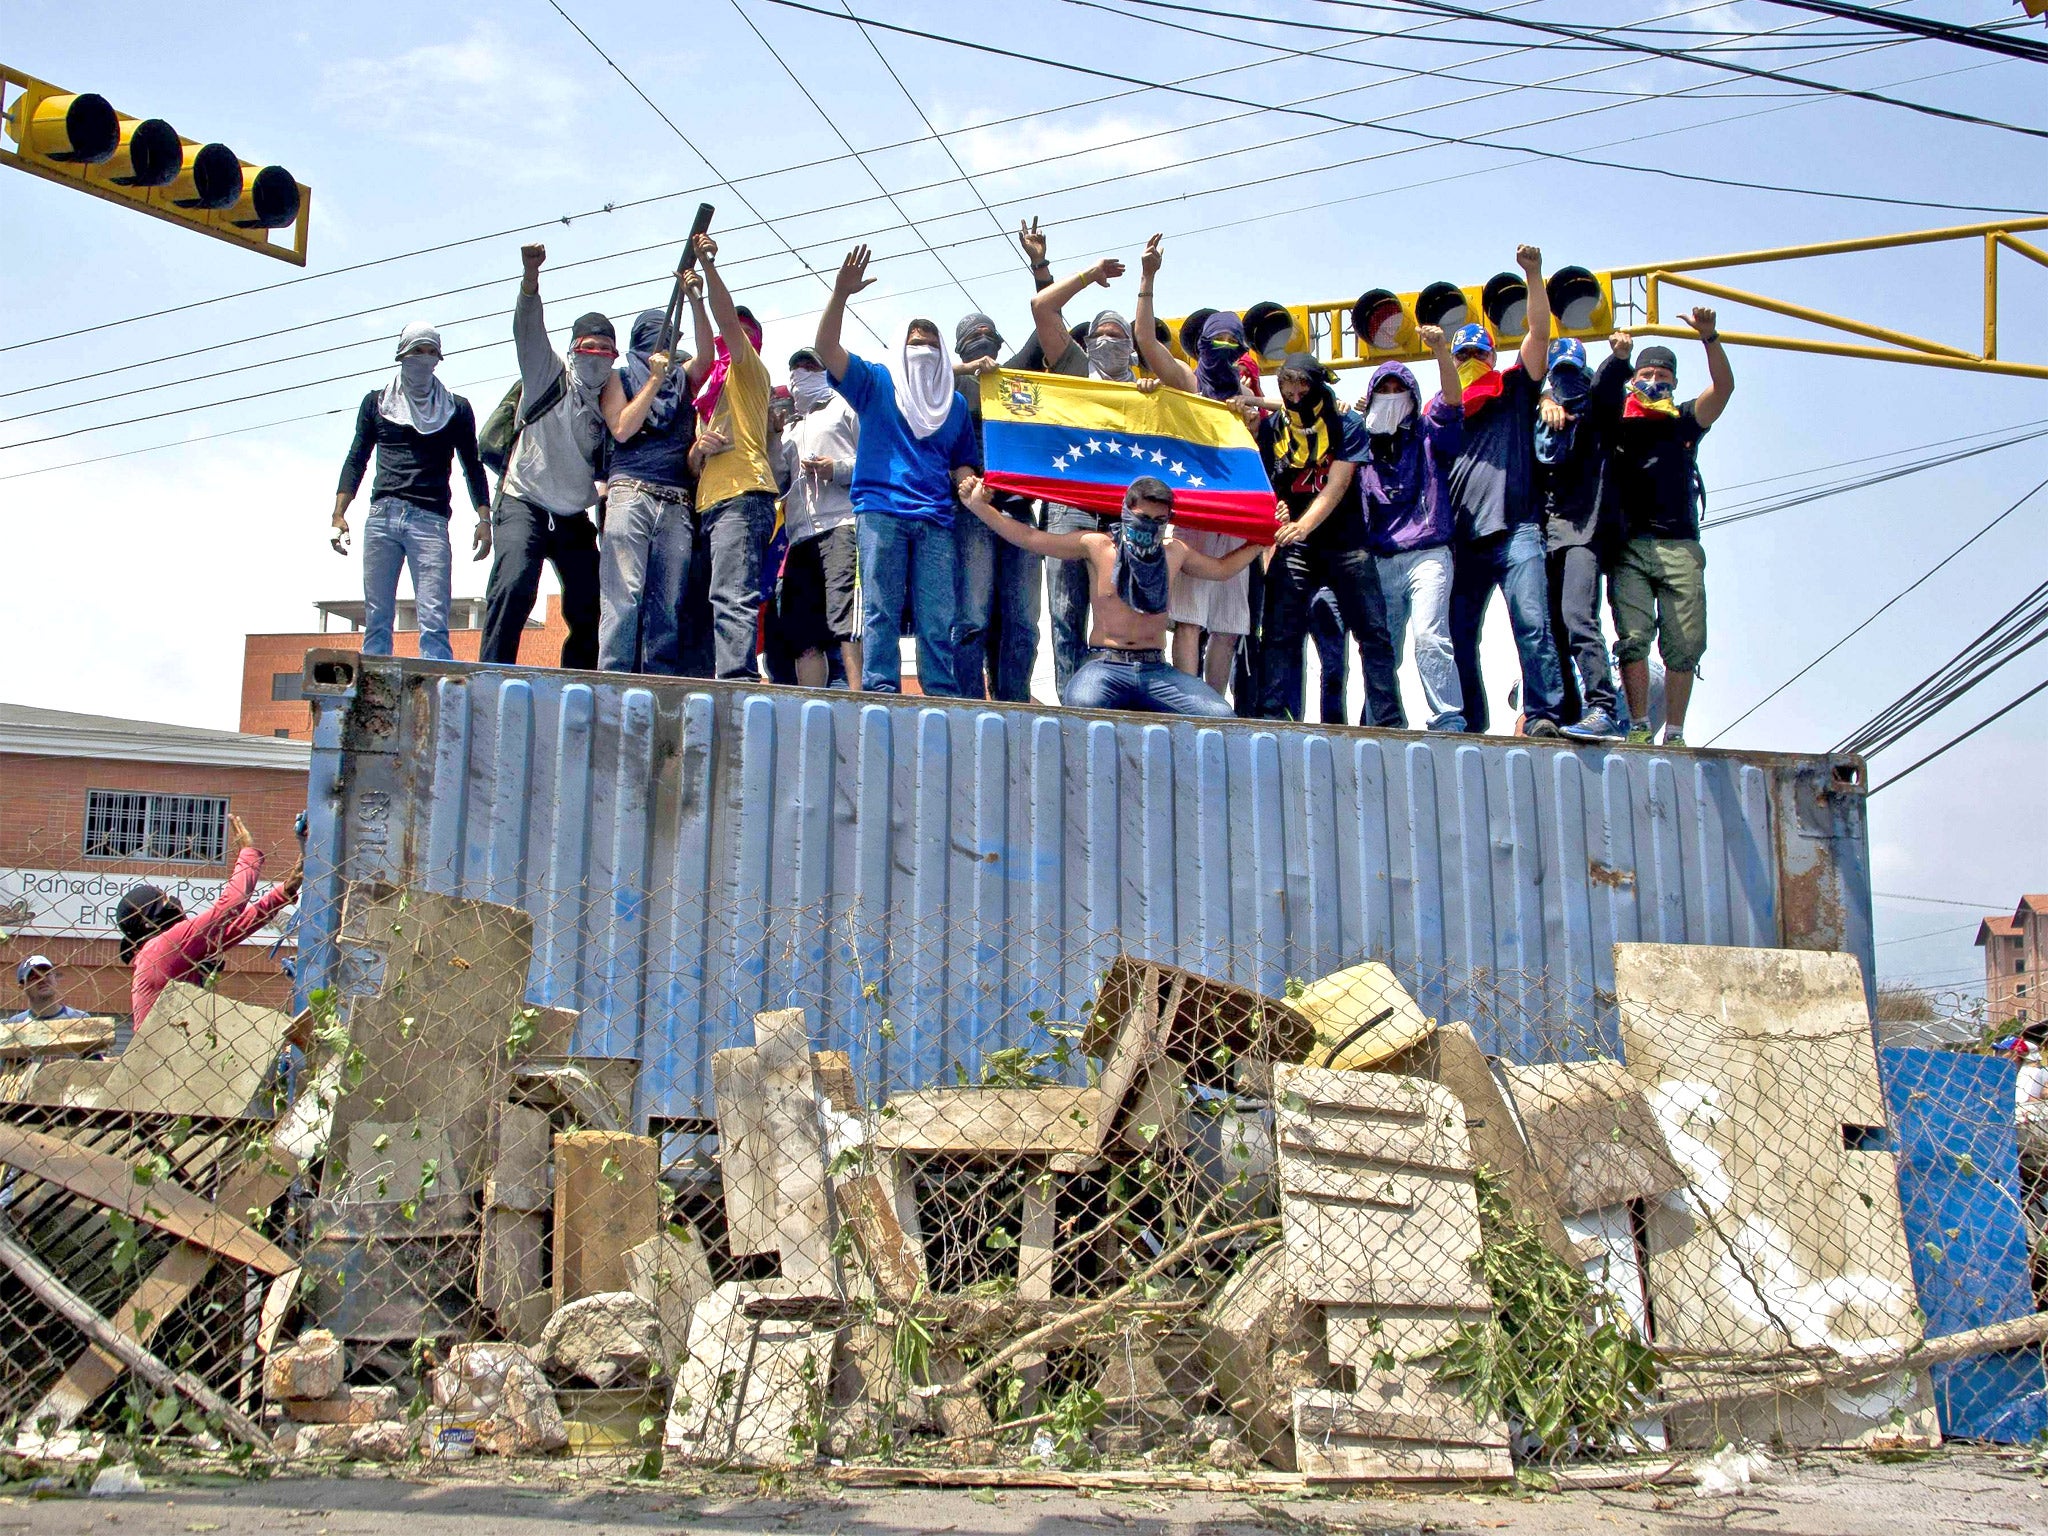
[0,64,308,264]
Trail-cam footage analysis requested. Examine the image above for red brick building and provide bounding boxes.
[1976,894,2048,1031]
[0,703,310,1018]
[242,597,572,740]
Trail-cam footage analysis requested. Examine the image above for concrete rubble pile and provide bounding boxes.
[2,877,2042,1479]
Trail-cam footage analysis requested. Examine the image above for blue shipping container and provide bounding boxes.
[295,655,1875,1123]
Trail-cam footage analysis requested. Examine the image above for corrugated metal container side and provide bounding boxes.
[293,654,1874,1124]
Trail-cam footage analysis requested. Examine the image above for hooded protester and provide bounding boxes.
[1605,308,1734,747]
[1251,353,1401,725]
[812,246,981,695]
[118,814,300,1027]
[667,232,780,681]
[948,310,1045,702]
[1442,243,1568,737]
[1532,334,1633,741]
[478,244,608,669]
[1129,235,1260,702]
[957,473,1259,716]
[1026,251,1141,696]
[595,281,719,678]
[1356,324,1467,732]
[775,346,862,690]
[332,320,488,662]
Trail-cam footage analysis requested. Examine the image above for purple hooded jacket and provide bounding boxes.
[1353,361,1464,556]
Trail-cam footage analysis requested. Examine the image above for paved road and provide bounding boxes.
[3,1449,2043,1535]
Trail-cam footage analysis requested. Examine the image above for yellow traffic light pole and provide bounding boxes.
[0,63,309,265]
[1213,218,2048,382]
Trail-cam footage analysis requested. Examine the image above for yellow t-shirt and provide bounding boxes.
[697,334,777,508]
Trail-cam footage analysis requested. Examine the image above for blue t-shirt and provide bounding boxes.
[830,354,980,526]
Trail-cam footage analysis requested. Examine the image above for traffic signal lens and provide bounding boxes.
[1242,301,1296,363]
[106,116,180,187]
[1482,272,1528,337]
[1350,289,1406,352]
[1546,267,1606,331]
[15,91,118,163]
[234,164,301,229]
[171,141,242,210]
[1415,281,1468,330]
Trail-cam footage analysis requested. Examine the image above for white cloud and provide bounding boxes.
[317,22,588,183]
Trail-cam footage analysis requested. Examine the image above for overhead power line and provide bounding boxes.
[1706,471,2048,744]
[1309,0,2048,139]
[1756,0,2048,64]
[1838,576,2048,758]
[1873,890,2017,909]
[1869,677,2048,794]
[1701,425,2048,530]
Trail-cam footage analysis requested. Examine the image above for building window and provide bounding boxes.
[84,791,230,864]
[272,671,306,702]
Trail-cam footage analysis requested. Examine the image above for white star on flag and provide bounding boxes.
[1168,461,1186,477]
[1149,450,1166,465]
[1105,440,1122,455]
[1086,438,1102,453]
[1187,475,1205,488]
[1052,455,1070,470]
[1068,444,1087,458]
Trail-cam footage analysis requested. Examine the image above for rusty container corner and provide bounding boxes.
[292,652,1877,1127]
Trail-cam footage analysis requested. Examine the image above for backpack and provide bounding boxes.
[478,368,567,478]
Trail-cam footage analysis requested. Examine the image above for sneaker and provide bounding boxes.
[1661,728,1686,748]
[1561,707,1623,742]
[1625,723,1654,745]
[1524,718,1562,740]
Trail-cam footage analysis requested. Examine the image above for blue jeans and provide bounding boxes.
[1376,545,1465,731]
[696,489,775,681]
[598,481,694,674]
[949,497,1043,702]
[1046,504,1120,698]
[362,499,453,660]
[859,512,960,696]
[1449,523,1566,731]
[1064,649,1235,718]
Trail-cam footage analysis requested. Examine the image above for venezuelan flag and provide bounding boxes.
[979,370,1279,544]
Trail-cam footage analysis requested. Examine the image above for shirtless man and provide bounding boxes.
[957,473,1262,717]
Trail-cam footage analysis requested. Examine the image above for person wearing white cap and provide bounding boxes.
[332,320,490,660]
[6,955,89,1024]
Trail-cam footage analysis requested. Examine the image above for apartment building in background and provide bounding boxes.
[1977,894,2048,1031]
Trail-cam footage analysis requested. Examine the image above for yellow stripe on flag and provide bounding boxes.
[979,369,1257,451]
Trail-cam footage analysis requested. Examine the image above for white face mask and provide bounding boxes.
[400,353,439,392]
[791,369,833,410]
[1364,392,1413,435]
[1087,333,1134,380]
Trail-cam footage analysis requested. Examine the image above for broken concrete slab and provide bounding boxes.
[480,1101,551,1338]
[340,1120,455,1205]
[539,1290,662,1389]
[1,984,294,1118]
[0,1014,116,1060]
[279,1383,400,1426]
[712,1009,839,1297]
[1501,1057,1688,1215]
[430,1342,568,1455]
[552,1130,661,1304]
[625,1229,714,1371]
[1199,1244,1316,1471]
[1615,942,1939,1451]
[871,1087,1105,1157]
[263,1329,345,1404]
[325,883,534,1194]
[665,1281,834,1467]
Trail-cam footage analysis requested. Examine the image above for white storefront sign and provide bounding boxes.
[0,867,291,943]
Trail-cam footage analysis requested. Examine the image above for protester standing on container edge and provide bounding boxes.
[1607,308,1733,747]
[1444,244,1567,737]
[331,322,488,661]
[814,245,981,696]
[777,348,862,690]
[480,245,607,670]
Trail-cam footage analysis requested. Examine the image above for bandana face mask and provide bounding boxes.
[1088,333,1134,378]
[790,370,832,410]
[400,353,439,390]
[1456,355,1494,390]
[1364,392,1413,434]
[1626,377,1680,417]
[572,347,615,390]
[957,330,1001,363]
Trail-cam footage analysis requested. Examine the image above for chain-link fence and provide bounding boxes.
[1,855,2041,1483]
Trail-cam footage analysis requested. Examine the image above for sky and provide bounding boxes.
[2,0,2043,1000]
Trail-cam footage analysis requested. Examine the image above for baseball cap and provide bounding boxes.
[1635,344,1679,376]
[1451,322,1496,358]
[788,347,825,371]
[16,954,54,985]
[1546,337,1588,374]
[569,312,617,350]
